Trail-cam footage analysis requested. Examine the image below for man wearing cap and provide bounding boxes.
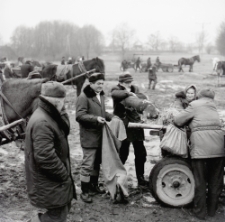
[25,82,76,222]
[111,72,148,187]
[76,73,113,203]
[174,88,225,220]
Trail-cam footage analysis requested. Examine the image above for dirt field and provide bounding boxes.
[0,52,225,222]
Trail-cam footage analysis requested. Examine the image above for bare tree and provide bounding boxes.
[196,30,207,53]
[80,25,104,59]
[205,43,214,54]
[147,32,162,51]
[111,23,135,58]
[10,21,104,60]
[216,21,225,56]
[11,26,34,57]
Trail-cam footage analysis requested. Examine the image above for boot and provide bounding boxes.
[137,175,149,187]
[89,176,105,195]
[80,181,92,203]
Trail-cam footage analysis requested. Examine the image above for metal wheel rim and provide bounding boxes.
[156,163,195,206]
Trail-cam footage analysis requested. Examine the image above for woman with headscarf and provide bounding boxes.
[173,85,197,111]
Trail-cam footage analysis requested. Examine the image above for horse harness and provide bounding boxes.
[0,91,25,141]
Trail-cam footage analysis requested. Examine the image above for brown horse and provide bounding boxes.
[45,57,105,96]
[1,79,47,124]
[178,55,200,72]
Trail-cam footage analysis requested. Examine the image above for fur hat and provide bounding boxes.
[197,88,215,99]
[119,73,133,83]
[88,73,105,82]
[41,81,66,98]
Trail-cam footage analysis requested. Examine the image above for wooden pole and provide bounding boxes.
[128,122,166,130]
[0,119,25,132]
[61,68,96,85]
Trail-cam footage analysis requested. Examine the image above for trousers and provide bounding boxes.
[80,147,101,182]
[119,139,147,178]
[39,202,71,222]
[191,157,224,218]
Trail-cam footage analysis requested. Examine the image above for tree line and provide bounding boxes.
[110,22,225,58]
[1,20,225,61]
[10,21,104,61]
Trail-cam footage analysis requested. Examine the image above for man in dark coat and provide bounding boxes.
[148,65,157,90]
[61,56,65,65]
[25,82,76,222]
[174,89,225,220]
[146,57,152,71]
[135,57,141,72]
[76,73,113,203]
[21,64,34,78]
[111,73,148,187]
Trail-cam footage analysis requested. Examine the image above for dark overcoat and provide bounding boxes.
[21,64,34,78]
[76,84,113,148]
[111,84,144,142]
[25,97,76,209]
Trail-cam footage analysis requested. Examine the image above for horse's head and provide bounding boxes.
[195,55,200,62]
[42,64,58,80]
[85,57,105,74]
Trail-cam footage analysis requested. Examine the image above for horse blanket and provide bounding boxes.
[56,65,73,79]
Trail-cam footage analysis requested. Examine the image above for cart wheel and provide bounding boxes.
[168,67,173,72]
[149,157,195,207]
[162,67,166,72]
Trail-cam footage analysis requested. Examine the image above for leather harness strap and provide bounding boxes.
[0,91,23,120]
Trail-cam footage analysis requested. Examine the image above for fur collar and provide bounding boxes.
[39,97,70,136]
[83,84,104,98]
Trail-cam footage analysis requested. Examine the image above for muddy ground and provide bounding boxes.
[0,53,225,222]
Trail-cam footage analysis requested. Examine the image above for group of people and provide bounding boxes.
[169,84,225,220]
[61,56,85,65]
[24,69,224,221]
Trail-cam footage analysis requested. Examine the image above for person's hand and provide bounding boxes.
[97,116,106,124]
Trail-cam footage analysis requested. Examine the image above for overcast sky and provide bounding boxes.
[0,0,225,45]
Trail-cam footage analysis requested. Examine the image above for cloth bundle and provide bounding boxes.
[160,124,188,158]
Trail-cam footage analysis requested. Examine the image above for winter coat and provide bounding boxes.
[25,97,76,209]
[148,68,157,80]
[21,64,34,78]
[76,84,113,148]
[174,97,225,159]
[111,84,144,142]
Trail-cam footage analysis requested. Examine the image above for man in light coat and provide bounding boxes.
[25,82,76,222]
[174,88,225,220]
[76,73,113,203]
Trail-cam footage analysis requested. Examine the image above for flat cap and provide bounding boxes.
[119,73,133,83]
[41,81,66,98]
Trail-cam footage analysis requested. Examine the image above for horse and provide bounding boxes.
[120,60,135,71]
[52,57,105,96]
[1,79,47,124]
[212,57,220,73]
[216,61,225,76]
[178,55,200,72]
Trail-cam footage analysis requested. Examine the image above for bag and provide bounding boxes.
[160,124,188,158]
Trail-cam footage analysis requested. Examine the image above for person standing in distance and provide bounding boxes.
[76,73,113,203]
